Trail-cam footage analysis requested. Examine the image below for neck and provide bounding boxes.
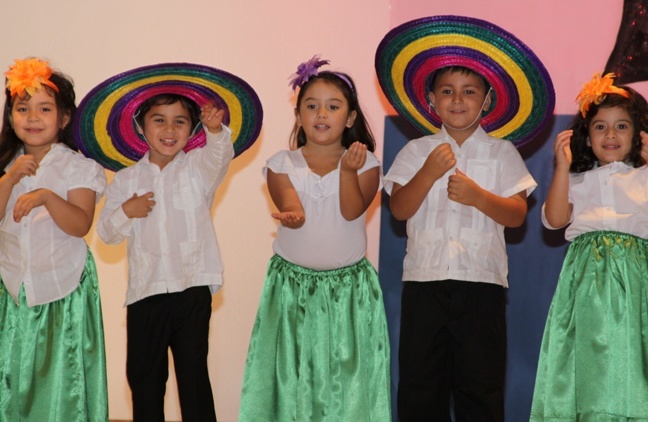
[24,143,54,164]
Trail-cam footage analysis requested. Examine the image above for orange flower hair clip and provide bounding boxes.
[576,72,629,117]
[5,58,59,98]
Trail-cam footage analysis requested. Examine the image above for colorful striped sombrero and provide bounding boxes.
[375,15,555,147]
[73,62,263,172]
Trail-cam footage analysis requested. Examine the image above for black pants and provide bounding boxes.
[127,286,217,422]
[398,280,506,422]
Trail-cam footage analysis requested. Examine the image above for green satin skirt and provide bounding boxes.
[531,231,648,421]
[239,255,391,421]
[0,250,108,422]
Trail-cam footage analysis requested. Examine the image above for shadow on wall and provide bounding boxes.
[378,115,571,421]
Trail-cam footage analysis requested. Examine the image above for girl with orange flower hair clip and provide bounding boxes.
[0,58,108,421]
[531,73,648,420]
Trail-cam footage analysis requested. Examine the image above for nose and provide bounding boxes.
[451,92,463,103]
[26,110,39,122]
[605,127,617,139]
[317,107,327,119]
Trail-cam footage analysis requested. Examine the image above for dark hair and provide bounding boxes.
[568,86,648,173]
[0,72,77,175]
[289,71,376,152]
[427,65,491,94]
[134,93,201,131]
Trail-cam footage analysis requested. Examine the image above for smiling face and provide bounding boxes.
[428,69,491,144]
[139,101,192,169]
[296,79,356,150]
[11,89,69,155]
[588,106,634,166]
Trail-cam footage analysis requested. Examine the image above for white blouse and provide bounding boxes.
[0,143,107,307]
[542,161,648,241]
[264,148,382,271]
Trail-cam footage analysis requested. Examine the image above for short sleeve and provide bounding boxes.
[262,150,298,179]
[359,151,383,190]
[384,141,420,195]
[68,154,108,201]
[497,141,537,198]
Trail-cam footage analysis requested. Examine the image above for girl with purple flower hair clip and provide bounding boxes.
[239,56,391,421]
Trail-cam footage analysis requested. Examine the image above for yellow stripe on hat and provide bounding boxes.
[390,34,532,138]
[93,74,244,165]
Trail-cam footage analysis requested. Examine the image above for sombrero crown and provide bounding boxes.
[375,15,555,147]
[73,62,263,172]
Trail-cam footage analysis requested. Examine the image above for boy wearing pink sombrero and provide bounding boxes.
[74,63,263,421]
[376,16,554,420]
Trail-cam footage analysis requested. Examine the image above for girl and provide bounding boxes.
[239,56,391,421]
[0,58,108,421]
[531,73,648,421]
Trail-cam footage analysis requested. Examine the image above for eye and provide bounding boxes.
[328,105,339,111]
[441,89,452,95]
[41,107,52,112]
[175,119,187,125]
[305,104,316,110]
[15,106,27,112]
[617,123,630,130]
[465,89,476,95]
[593,124,606,131]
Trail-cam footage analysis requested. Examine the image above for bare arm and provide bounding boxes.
[13,187,97,237]
[339,143,380,221]
[267,169,305,229]
[544,130,574,228]
[390,143,455,220]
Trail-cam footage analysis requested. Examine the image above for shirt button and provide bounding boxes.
[451,209,456,213]
[449,236,454,241]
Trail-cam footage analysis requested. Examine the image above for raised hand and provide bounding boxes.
[200,104,225,134]
[13,188,49,222]
[554,129,573,169]
[6,155,38,185]
[341,142,367,172]
[422,143,456,181]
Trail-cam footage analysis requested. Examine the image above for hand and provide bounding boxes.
[554,130,573,169]
[641,131,648,164]
[271,211,305,229]
[422,143,456,181]
[340,142,367,172]
[447,168,482,206]
[200,104,224,134]
[122,192,156,218]
[6,155,38,185]
[13,188,49,222]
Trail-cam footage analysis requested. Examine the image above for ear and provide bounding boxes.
[295,108,301,126]
[60,112,71,129]
[346,110,357,128]
[428,92,436,108]
[483,91,492,112]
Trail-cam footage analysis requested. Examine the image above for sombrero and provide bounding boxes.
[73,62,263,172]
[375,15,554,147]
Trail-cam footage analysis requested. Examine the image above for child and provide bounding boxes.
[531,73,648,420]
[0,58,108,421]
[375,16,554,420]
[385,63,536,421]
[95,91,232,421]
[238,56,391,421]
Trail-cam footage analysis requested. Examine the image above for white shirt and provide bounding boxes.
[265,148,382,270]
[97,127,234,306]
[384,126,537,286]
[0,143,107,307]
[542,161,648,241]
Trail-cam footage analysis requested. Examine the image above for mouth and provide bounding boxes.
[159,138,177,146]
[602,144,620,150]
[314,124,330,130]
[25,128,43,134]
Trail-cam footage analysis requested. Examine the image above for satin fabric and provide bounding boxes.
[239,255,391,421]
[0,250,108,422]
[531,231,648,421]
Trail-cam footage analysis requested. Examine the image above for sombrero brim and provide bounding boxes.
[73,62,263,172]
[375,15,555,147]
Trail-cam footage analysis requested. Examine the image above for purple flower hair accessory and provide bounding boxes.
[289,55,330,91]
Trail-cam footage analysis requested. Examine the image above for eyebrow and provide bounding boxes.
[148,112,191,120]
[303,97,344,102]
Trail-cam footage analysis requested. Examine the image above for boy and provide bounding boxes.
[97,93,233,422]
[385,66,537,421]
